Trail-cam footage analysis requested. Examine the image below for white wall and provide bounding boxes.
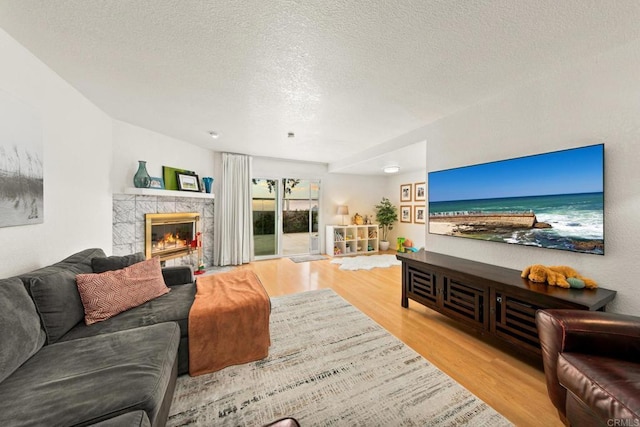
[0,28,113,276]
[252,157,388,253]
[400,39,640,314]
[386,169,427,249]
[111,120,215,192]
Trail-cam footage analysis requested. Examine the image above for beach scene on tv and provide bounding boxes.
[428,144,604,255]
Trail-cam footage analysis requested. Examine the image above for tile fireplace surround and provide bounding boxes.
[112,193,214,268]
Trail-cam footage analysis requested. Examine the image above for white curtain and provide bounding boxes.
[213,153,253,266]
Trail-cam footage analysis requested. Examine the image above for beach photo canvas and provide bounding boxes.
[428,144,604,255]
[0,93,43,228]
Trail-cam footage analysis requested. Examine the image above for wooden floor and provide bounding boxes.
[236,253,564,427]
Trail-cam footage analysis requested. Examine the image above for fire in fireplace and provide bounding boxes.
[145,213,200,261]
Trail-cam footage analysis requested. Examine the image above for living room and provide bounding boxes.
[0,2,639,426]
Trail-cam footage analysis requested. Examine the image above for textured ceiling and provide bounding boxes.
[0,1,639,174]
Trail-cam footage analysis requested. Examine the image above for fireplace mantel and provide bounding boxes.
[124,187,214,199]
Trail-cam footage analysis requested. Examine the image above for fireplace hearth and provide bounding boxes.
[145,213,200,261]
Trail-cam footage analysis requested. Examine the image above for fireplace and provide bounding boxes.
[145,213,200,261]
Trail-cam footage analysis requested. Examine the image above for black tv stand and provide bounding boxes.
[396,251,616,356]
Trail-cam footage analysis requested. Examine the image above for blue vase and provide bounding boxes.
[133,160,151,188]
[203,177,213,193]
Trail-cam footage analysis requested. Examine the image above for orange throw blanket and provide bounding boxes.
[188,270,271,376]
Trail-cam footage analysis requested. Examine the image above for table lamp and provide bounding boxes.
[336,205,349,225]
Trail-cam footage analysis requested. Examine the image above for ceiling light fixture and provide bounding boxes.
[383,165,400,174]
[288,132,295,138]
[208,131,219,139]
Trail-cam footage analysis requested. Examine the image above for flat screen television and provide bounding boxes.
[428,144,604,255]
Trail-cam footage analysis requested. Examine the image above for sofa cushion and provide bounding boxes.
[30,268,86,344]
[61,282,195,375]
[0,323,180,427]
[91,252,145,274]
[57,247,108,269]
[0,277,46,383]
[76,257,170,325]
[61,282,195,341]
[17,248,106,294]
[558,352,640,422]
[162,265,194,287]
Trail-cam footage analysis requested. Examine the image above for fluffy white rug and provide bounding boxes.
[330,254,401,270]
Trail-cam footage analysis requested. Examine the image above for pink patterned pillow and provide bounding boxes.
[76,257,170,325]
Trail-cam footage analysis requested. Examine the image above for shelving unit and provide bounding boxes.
[326,225,379,256]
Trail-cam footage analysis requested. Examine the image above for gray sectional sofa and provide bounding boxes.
[0,248,197,427]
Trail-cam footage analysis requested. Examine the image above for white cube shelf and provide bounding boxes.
[326,224,379,256]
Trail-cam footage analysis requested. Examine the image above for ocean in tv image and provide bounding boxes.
[428,144,604,255]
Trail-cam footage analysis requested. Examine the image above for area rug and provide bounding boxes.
[289,254,327,263]
[167,289,510,426]
[330,254,401,270]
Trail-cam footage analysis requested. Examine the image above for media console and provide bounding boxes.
[397,251,617,356]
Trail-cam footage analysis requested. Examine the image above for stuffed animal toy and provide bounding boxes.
[521,264,570,288]
[548,265,598,289]
[521,264,598,289]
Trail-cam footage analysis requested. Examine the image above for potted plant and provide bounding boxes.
[374,197,398,251]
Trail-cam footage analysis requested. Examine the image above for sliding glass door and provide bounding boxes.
[282,179,320,256]
[252,179,279,257]
[252,177,320,258]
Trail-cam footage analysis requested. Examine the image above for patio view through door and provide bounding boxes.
[252,178,320,258]
[282,179,320,256]
[252,178,279,257]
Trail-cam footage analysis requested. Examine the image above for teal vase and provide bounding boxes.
[133,160,151,188]
[203,177,213,193]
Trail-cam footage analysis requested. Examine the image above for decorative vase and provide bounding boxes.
[133,160,151,188]
[202,177,214,193]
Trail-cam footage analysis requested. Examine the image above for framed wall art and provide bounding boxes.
[0,93,43,228]
[414,206,426,224]
[400,183,412,202]
[400,205,412,223]
[414,182,426,201]
[176,172,200,192]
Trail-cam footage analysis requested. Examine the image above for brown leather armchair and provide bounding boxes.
[536,309,640,426]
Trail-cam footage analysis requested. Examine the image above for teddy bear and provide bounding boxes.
[521,264,598,289]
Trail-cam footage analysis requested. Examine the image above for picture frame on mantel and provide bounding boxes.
[149,176,164,189]
[163,165,195,190]
[177,172,200,192]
